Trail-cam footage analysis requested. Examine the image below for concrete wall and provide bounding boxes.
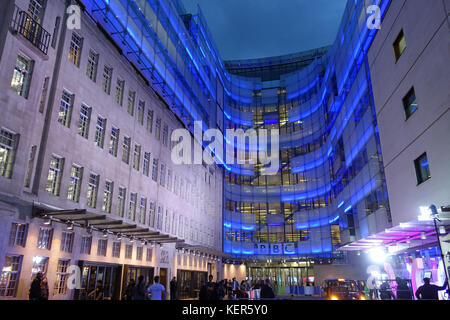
[223,263,247,283]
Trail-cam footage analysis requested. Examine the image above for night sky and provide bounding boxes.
[181,0,348,61]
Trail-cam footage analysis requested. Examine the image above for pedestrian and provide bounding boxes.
[29,272,43,300]
[199,281,207,300]
[217,280,225,300]
[205,275,217,300]
[231,277,239,298]
[415,278,448,300]
[260,279,275,299]
[88,280,104,300]
[40,275,49,300]
[395,277,412,300]
[147,276,165,300]
[124,278,135,300]
[133,275,146,300]
[379,281,395,300]
[170,276,178,300]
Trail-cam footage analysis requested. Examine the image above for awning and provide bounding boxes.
[338,213,450,254]
[32,204,184,245]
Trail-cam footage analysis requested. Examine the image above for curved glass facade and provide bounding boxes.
[81,0,393,262]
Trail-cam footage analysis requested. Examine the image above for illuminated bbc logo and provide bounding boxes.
[256,243,296,255]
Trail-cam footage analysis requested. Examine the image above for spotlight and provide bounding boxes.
[141,239,146,245]
[439,226,446,235]
[420,232,426,240]
[43,217,52,225]
[117,234,122,240]
[369,247,387,263]
[66,221,74,230]
[86,225,93,234]
[103,230,108,238]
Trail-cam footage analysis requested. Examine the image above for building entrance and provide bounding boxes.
[247,266,314,287]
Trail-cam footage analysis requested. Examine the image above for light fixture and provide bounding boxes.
[66,221,74,230]
[439,226,446,235]
[369,247,387,263]
[103,230,108,238]
[141,239,146,245]
[117,234,122,240]
[43,217,52,225]
[420,232,426,240]
[86,225,93,234]
[159,243,162,248]
[357,251,361,256]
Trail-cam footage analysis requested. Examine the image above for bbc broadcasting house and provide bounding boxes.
[0,0,449,300]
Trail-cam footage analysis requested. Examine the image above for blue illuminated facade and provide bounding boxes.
[81,0,393,262]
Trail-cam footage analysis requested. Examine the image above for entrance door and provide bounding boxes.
[159,268,168,298]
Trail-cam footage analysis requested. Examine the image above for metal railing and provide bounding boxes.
[10,5,51,55]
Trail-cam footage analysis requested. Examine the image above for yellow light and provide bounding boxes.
[331,296,339,300]
[338,278,345,282]
[360,296,366,300]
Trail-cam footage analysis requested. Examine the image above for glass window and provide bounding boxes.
[86,173,99,208]
[127,90,135,116]
[37,227,53,249]
[152,158,159,182]
[393,29,406,61]
[146,248,152,262]
[78,105,91,139]
[117,187,126,217]
[115,78,125,105]
[403,87,418,119]
[143,152,151,177]
[60,232,74,253]
[67,165,82,202]
[160,163,166,187]
[162,124,168,147]
[137,100,145,125]
[128,192,137,221]
[112,242,121,258]
[109,127,119,157]
[8,223,28,247]
[54,259,70,295]
[86,50,98,82]
[125,244,133,259]
[139,197,147,225]
[148,201,155,228]
[11,54,33,98]
[94,117,106,148]
[133,145,141,170]
[45,156,64,196]
[414,153,431,185]
[155,118,161,140]
[58,90,73,127]
[102,180,113,213]
[97,239,107,256]
[146,109,153,133]
[102,66,113,94]
[68,32,83,66]
[0,129,19,179]
[0,255,23,297]
[122,136,131,164]
[80,236,92,255]
[136,247,143,261]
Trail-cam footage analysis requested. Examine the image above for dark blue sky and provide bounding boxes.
[181,0,348,61]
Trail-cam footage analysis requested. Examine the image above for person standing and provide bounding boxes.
[395,277,412,300]
[415,278,448,300]
[231,277,239,298]
[124,279,135,300]
[205,275,217,300]
[133,275,147,300]
[29,272,43,300]
[88,280,104,300]
[170,277,178,300]
[260,279,275,299]
[147,276,165,300]
[40,275,49,300]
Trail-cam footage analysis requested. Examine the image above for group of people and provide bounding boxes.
[122,275,167,300]
[29,272,49,300]
[363,277,448,300]
[199,276,276,300]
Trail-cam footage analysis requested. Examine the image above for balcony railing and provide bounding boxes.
[10,5,51,55]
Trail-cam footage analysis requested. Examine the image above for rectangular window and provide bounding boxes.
[8,223,28,247]
[403,87,418,119]
[78,105,91,139]
[139,197,147,225]
[67,165,82,202]
[164,209,170,233]
[60,232,74,253]
[160,163,166,187]
[112,242,121,258]
[393,29,406,61]
[102,66,113,94]
[68,32,83,66]
[129,192,137,221]
[152,159,159,182]
[143,152,151,177]
[133,145,141,171]
[54,259,70,295]
[155,118,161,140]
[162,124,168,147]
[28,0,46,22]
[94,116,106,148]
[127,90,135,116]
[148,201,155,228]
[136,247,143,261]
[146,109,153,133]
[39,76,50,113]
[157,205,163,230]
[117,187,126,217]
[109,127,119,157]
[86,173,99,208]
[37,227,53,249]
[146,248,152,262]
[45,156,64,196]
[31,256,48,276]
[97,239,107,256]
[115,78,125,106]
[86,50,98,82]
[80,236,92,254]
[11,54,34,98]
[58,90,73,128]
[51,16,60,49]
[102,180,113,213]
[0,255,22,297]
[137,100,145,125]
[0,129,19,179]
[167,169,172,191]
[122,136,131,164]
[414,153,431,185]
[125,244,133,259]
